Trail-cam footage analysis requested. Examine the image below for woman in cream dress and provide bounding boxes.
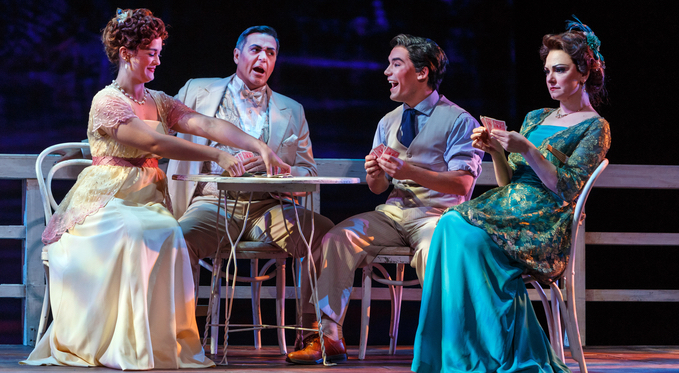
[22,8,289,370]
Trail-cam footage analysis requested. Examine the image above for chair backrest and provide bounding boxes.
[564,158,609,278]
[35,142,92,225]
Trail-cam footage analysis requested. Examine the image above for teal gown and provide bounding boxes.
[412,109,611,372]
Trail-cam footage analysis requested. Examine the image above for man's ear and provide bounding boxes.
[417,66,429,83]
[233,48,240,65]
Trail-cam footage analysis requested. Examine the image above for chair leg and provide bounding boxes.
[250,259,262,349]
[389,263,405,355]
[359,265,373,360]
[275,258,287,355]
[293,258,304,351]
[550,283,564,361]
[210,276,221,355]
[36,263,50,344]
[562,282,588,373]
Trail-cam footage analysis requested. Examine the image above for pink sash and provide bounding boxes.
[92,156,158,168]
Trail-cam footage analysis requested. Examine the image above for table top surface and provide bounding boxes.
[172,174,361,185]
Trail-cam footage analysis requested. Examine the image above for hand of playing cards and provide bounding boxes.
[480,116,507,137]
[370,144,400,160]
[234,151,287,176]
[235,151,255,162]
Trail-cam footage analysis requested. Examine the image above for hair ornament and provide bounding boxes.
[116,8,129,24]
[565,15,604,64]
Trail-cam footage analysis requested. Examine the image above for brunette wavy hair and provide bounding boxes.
[390,34,448,91]
[101,8,168,69]
[540,31,607,106]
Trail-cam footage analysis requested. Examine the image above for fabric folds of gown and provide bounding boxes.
[22,198,213,370]
[412,212,569,373]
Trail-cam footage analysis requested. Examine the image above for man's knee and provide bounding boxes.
[314,214,335,236]
[321,223,353,249]
[177,211,219,261]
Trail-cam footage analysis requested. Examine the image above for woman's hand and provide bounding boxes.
[489,130,532,154]
[259,147,291,176]
[217,152,245,176]
[471,127,504,155]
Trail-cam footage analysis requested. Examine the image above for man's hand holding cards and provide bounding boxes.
[235,151,284,175]
[370,144,386,159]
[235,151,255,162]
[367,144,400,178]
[370,144,401,162]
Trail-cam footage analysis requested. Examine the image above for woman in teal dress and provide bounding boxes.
[412,18,610,373]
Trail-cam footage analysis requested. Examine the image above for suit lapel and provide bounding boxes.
[196,75,233,117]
[267,89,291,153]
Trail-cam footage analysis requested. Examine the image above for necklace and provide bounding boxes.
[555,106,584,119]
[111,80,147,105]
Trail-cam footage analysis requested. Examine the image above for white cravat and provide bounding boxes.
[228,76,269,140]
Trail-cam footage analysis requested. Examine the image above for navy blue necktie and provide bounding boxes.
[400,108,418,147]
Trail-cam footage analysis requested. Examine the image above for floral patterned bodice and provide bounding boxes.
[447,108,611,282]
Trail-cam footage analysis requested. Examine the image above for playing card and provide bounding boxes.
[480,116,507,134]
[488,117,507,132]
[382,146,400,159]
[370,144,386,158]
[235,151,254,162]
[479,116,490,129]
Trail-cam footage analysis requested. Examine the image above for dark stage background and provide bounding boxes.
[1,0,678,346]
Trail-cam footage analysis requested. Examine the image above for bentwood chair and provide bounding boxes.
[358,245,417,359]
[34,142,92,344]
[358,180,479,360]
[523,158,609,373]
[194,194,310,357]
[196,244,298,356]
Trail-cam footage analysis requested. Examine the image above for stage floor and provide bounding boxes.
[2,344,678,372]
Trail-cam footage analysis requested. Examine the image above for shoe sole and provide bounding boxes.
[288,353,347,365]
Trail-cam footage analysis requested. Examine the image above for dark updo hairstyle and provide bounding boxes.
[390,34,449,91]
[540,28,606,106]
[101,8,168,69]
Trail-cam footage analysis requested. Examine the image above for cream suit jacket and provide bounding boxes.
[166,74,317,218]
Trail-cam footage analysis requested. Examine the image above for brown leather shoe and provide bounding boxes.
[286,333,347,364]
[294,333,317,351]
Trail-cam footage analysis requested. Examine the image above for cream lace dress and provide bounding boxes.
[21,86,214,370]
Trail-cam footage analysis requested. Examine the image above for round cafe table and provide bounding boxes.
[172,174,360,365]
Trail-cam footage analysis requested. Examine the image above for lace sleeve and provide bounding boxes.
[90,90,138,132]
[154,91,196,132]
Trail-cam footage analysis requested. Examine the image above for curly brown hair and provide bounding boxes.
[540,31,606,106]
[101,8,168,69]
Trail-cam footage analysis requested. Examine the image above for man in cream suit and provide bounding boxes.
[166,26,334,345]
[286,34,484,364]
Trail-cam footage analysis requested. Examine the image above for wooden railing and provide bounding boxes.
[2,154,678,346]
